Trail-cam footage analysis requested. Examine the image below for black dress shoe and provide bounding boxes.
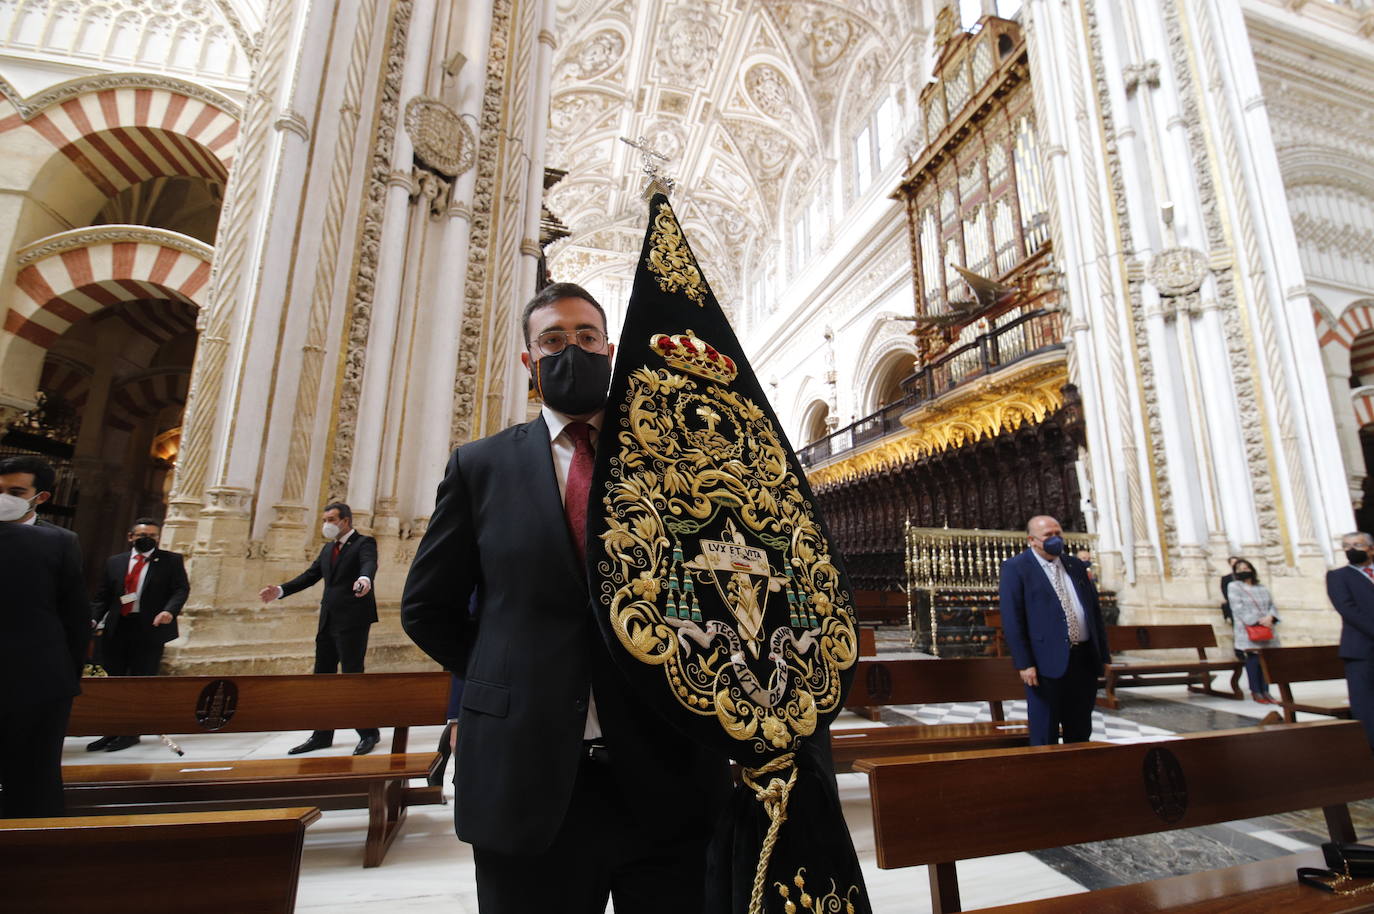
[86,736,115,752]
[352,735,379,756]
[104,736,141,752]
[288,736,333,755]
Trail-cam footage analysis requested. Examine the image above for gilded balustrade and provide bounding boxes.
[903,523,1094,657]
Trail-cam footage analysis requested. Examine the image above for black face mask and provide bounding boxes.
[1237,571,1256,583]
[133,536,157,553]
[532,345,611,416]
[1348,548,1370,566]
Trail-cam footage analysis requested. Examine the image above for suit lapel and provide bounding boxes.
[517,415,584,581]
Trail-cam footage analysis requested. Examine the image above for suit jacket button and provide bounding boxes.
[574,699,587,712]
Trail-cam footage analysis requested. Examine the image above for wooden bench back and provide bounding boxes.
[845,658,1023,710]
[68,672,451,736]
[856,720,1374,870]
[1259,645,1345,685]
[852,589,908,625]
[2,807,319,913]
[1107,623,1217,653]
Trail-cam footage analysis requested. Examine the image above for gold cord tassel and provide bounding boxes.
[741,753,799,914]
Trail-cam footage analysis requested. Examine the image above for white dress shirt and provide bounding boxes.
[125,547,155,614]
[1032,550,1089,644]
[542,404,604,740]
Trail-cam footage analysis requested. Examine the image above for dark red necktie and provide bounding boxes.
[122,555,147,616]
[331,542,342,565]
[564,422,595,565]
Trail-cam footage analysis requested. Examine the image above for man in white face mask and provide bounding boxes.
[0,456,70,534]
[259,503,381,755]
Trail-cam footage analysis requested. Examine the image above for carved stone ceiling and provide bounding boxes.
[547,0,926,314]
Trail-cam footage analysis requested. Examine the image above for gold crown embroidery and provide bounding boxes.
[650,330,738,385]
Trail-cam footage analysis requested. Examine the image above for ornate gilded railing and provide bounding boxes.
[904,523,1092,589]
[797,308,1064,468]
[904,524,1095,656]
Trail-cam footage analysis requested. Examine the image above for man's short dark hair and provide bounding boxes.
[0,455,56,495]
[130,517,161,532]
[323,502,352,520]
[520,282,607,349]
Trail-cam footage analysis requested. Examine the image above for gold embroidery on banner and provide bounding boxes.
[598,366,857,758]
[774,867,861,914]
[646,202,709,307]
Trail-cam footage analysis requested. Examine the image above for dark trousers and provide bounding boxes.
[1,696,72,818]
[311,625,378,742]
[103,624,165,677]
[1240,651,1268,695]
[1025,644,1100,746]
[1346,658,1374,751]
[473,752,710,914]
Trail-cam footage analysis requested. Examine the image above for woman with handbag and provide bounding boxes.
[1228,558,1279,703]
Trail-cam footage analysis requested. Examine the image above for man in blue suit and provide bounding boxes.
[1327,532,1374,751]
[1000,515,1109,745]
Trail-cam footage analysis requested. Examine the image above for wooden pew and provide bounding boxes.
[0,807,319,913]
[853,589,909,627]
[832,658,1029,770]
[62,672,450,866]
[1258,645,1351,723]
[856,719,1374,912]
[1099,624,1242,709]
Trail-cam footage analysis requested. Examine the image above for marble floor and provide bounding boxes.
[60,673,1359,912]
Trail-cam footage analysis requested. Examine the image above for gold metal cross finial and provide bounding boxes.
[620,135,676,199]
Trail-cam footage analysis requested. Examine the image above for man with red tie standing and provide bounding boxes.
[402,283,730,914]
[88,517,189,752]
[260,503,381,755]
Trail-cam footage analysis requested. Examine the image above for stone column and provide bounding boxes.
[347,0,439,527]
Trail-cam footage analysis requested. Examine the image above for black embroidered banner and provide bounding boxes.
[586,194,871,914]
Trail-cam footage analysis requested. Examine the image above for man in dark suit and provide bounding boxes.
[402,283,730,914]
[87,517,190,751]
[0,519,88,816]
[1000,514,1110,745]
[260,503,380,755]
[1328,532,1374,751]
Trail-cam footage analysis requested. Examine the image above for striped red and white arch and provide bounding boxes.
[8,230,210,349]
[0,85,238,197]
[105,370,191,433]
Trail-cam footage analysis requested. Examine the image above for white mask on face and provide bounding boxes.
[0,493,35,522]
[322,522,342,540]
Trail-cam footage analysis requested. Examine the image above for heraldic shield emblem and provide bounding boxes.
[587,194,871,914]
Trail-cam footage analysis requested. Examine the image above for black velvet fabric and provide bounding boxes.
[586,194,871,913]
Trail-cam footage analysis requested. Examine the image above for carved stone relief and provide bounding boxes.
[560,28,626,80]
[745,63,793,119]
[404,95,476,178]
[1148,247,1210,297]
[655,6,719,87]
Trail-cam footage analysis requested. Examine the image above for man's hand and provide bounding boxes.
[152,611,174,626]
[353,577,372,597]
[1019,666,1039,688]
[258,585,282,604]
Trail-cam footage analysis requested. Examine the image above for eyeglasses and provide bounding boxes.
[533,328,606,357]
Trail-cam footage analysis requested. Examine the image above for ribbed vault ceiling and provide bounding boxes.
[546,0,930,315]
